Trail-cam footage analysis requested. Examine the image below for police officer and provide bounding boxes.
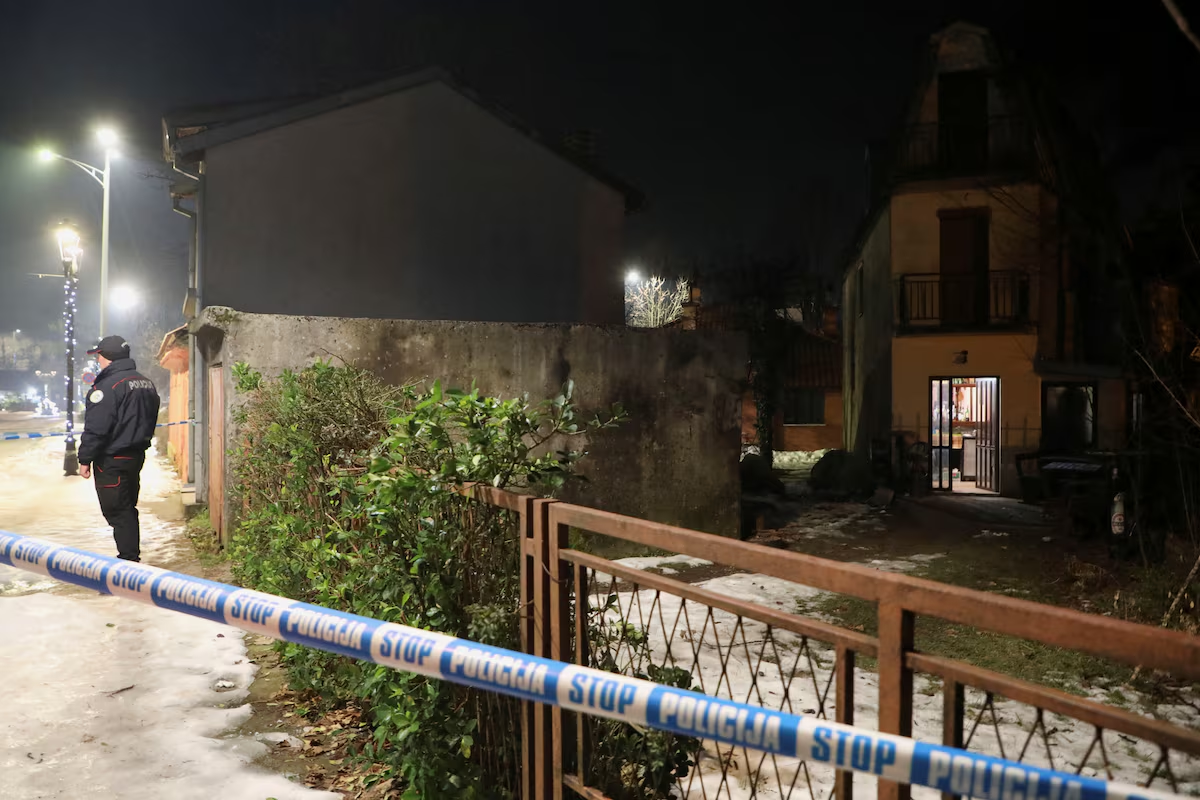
[77,335,161,562]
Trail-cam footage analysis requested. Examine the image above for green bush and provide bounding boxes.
[229,361,623,798]
[1,396,36,413]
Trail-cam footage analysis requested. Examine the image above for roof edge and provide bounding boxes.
[165,67,645,213]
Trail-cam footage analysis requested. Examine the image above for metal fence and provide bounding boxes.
[4,525,1189,800]
[486,488,1200,800]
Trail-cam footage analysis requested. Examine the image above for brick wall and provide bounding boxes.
[742,390,844,452]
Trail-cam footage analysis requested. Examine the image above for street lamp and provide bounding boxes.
[57,223,81,477]
[110,285,139,312]
[37,126,118,336]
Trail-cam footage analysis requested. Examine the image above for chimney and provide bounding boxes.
[680,284,702,331]
[821,306,839,338]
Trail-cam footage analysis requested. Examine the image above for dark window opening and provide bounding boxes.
[1042,383,1096,451]
[783,389,825,425]
[937,70,988,172]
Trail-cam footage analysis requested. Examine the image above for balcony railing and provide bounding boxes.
[892,116,1034,181]
[897,271,1031,330]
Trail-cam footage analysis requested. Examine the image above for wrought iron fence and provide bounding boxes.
[468,488,1200,800]
[897,272,1030,330]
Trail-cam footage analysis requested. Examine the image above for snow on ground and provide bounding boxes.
[612,555,713,575]
[0,437,338,800]
[597,554,1200,799]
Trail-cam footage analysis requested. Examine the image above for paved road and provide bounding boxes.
[0,426,336,800]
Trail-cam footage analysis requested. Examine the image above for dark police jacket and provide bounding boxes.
[78,358,162,466]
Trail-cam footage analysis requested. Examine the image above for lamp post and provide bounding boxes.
[57,224,81,477]
[38,126,118,336]
[8,329,17,367]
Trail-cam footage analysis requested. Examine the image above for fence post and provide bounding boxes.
[528,498,558,800]
[835,645,856,800]
[548,509,571,800]
[942,678,965,800]
[877,599,914,800]
[518,495,537,800]
[574,561,591,784]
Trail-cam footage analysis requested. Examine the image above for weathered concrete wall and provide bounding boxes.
[196,308,747,538]
[843,204,893,455]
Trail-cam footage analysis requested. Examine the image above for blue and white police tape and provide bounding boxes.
[2,420,195,440]
[0,530,1178,800]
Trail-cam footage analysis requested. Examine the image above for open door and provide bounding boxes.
[975,377,1000,492]
[930,379,953,490]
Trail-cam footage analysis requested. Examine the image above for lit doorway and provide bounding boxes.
[930,377,1000,493]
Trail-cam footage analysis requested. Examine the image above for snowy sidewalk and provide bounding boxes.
[0,439,337,800]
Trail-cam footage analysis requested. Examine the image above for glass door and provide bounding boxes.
[976,377,1000,491]
[930,379,953,490]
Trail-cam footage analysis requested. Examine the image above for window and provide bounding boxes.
[1041,383,1096,451]
[783,388,825,425]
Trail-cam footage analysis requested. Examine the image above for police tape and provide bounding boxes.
[0,529,1179,800]
[2,420,195,440]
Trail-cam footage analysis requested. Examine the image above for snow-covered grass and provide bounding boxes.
[612,555,713,575]
[771,450,831,472]
[591,553,1200,799]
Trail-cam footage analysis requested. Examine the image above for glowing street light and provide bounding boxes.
[625,269,641,285]
[111,285,139,311]
[96,126,119,149]
[37,126,119,335]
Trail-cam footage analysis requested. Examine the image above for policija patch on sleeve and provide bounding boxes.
[89,390,104,403]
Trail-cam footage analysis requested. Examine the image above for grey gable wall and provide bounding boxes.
[201,81,625,324]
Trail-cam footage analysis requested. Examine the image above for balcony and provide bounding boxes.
[897,271,1031,331]
[891,116,1035,182]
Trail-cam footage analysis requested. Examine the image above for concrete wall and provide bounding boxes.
[196,308,747,538]
[843,205,893,455]
[201,81,625,325]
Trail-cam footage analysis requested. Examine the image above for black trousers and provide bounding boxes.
[93,451,146,562]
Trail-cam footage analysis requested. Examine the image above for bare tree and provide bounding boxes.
[1161,0,1200,54]
[625,275,690,328]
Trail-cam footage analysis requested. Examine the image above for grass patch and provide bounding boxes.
[795,591,1128,692]
[186,508,224,569]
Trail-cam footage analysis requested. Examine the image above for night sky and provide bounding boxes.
[0,0,1197,349]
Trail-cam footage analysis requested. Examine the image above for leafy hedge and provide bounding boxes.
[228,361,622,798]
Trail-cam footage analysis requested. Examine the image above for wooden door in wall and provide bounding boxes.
[976,377,1000,492]
[207,364,225,543]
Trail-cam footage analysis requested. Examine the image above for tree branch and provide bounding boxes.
[1134,348,1200,431]
[1161,0,1200,54]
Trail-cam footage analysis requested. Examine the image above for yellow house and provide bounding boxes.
[843,22,1128,496]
